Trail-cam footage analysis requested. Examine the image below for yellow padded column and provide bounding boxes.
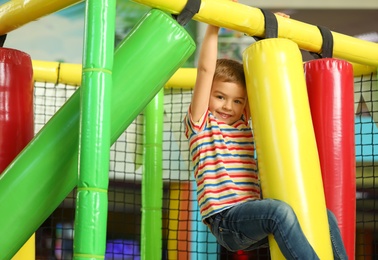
[12,234,35,260]
[243,38,332,259]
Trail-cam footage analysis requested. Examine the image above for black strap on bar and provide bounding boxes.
[0,34,7,47]
[174,0,201,26]
[261,9,278,38]
[310,25,334,59]
[253,9,278,41]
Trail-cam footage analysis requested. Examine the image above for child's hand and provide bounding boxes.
[275,12,290,18]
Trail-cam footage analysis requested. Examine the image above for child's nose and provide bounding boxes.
[223,101,232,110]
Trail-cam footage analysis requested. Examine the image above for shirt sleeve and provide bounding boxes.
[184,105,208,139]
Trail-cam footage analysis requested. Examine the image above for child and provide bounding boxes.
[184,20,348,259]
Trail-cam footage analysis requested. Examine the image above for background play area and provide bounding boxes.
[0,0,377,259]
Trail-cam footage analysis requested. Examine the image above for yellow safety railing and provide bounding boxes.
[0,0,377,67]
[32,60,375,88]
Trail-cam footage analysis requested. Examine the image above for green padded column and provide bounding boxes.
[73,0,116,259]
[141,88,164,259]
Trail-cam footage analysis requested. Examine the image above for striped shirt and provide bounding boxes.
[184,108,260,220]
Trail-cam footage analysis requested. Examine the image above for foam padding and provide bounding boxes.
[0,48,34,174]
[0,48,35,259]
[305,58,356,259]
[243,38,332,259]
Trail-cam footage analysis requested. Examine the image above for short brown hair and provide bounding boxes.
[214,59,246,88]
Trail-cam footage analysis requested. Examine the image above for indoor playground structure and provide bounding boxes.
[0,0,377,259]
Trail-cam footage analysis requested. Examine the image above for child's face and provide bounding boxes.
[209,80,247,125]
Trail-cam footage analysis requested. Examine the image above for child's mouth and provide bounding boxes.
[218,111,232,119]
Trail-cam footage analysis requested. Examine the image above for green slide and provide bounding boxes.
[0,9,195,259]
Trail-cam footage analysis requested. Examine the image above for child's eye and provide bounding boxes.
[216,95,224,100]
[234,100,242,104]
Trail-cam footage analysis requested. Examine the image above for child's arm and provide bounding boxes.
[190,24,219,122]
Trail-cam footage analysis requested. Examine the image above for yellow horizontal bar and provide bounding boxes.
[133,0,378,67]
[32,60,82,86]
[33,60,375,88]
[1,0,377,69]
[164,68,196,89]
[32,61,196,88]
[351,63,377,77]
[0,0,82,34]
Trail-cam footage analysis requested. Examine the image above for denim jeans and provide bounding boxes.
[206,199,348,260]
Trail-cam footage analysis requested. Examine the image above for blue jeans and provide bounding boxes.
[206,199,348,260]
